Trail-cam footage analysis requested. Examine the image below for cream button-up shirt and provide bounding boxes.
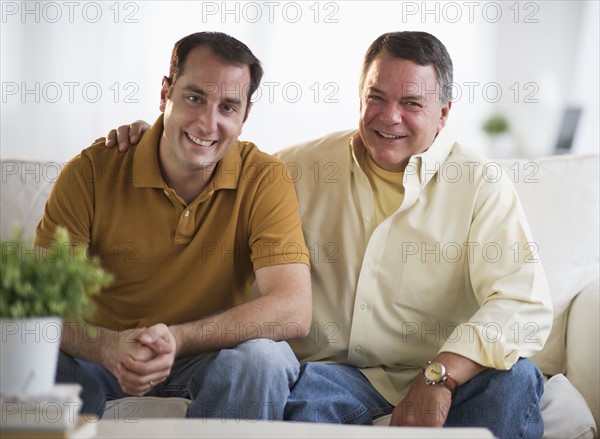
[276,129,552,405]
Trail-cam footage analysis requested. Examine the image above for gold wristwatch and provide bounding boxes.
[422,361,457,394]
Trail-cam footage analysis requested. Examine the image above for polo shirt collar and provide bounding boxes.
[210,140,241,191]
[133,115,167,189]
[133,114,242,191]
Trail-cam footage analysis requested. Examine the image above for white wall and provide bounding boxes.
[1,1,598,163]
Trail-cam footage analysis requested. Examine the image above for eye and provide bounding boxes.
[403,100,423,110]
[367,95,383,102]
[222,104,239,114]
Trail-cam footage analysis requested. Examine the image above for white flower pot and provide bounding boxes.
[0,317,62,398]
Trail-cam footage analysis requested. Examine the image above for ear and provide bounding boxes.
[437,101,452,131]
[159,76,170,112]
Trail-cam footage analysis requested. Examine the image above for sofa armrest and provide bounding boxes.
[566,278,600,428]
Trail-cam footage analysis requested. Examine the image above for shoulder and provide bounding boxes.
[275,130,356,165]
[237,140,285,166]
[234,140,290,182]
[51,142,137,192]
[68,141,134,175]
[445,143,515,190]
[441,144,520,216]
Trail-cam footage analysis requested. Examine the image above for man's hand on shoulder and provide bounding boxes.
[102,120,151,151]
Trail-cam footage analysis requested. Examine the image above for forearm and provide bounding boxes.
[433,352,487,386]
[60,321,115,365]
[172,286,311,357]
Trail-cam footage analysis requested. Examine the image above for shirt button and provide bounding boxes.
[360,303,367,310]
[365,216,372,223]
[367,260,374,268]
[354,345,362,353]
[184,210,190,217]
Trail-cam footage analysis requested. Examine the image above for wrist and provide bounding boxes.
[169,324,183,357]
[95,327,120,366]
[421,360,457,394]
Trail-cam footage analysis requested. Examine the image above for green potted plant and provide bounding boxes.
[482,114,516,157]
[482,114,510,137]
[0,226,113,397]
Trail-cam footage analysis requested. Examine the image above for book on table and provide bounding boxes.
[0,384,97,438]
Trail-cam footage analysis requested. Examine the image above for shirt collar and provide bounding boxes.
[349,131,364,175]
[404,128,456,188]
[133,114,167,189]
[210,140,241,191]
[348,128,456,187]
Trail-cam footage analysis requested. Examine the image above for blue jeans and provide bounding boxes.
[56,338,300,421]
[284,359,545,439]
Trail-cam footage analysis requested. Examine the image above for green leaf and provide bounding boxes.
[0,226,114,321]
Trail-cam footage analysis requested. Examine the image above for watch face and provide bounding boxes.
[424,362,445,382]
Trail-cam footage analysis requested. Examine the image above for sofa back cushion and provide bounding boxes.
[1,160,56,239]
[498,155,599,375]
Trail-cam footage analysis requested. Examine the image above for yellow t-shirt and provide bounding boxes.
[361,152,405,224]
[36,115,310,330]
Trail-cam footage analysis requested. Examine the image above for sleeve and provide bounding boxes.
[35,153,95,248]
[439,178,553,369]
[247,159,310,270]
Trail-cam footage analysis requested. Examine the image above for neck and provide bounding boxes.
[168,172,214,204]
[158,141,216,204]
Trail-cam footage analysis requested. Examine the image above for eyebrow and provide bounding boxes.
[368,86,425,101]
[182,85,243,105]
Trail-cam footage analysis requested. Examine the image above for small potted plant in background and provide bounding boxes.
[482,114,515,157]
[0,226,113,397]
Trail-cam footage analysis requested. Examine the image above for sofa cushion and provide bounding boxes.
[498,155,600,375]
[540,374,597,439]
[566,279,600,427]
[0,160,56,239]
[103,396,192,420]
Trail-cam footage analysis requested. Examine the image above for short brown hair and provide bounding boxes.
[167,32,263,113]
[361,32,453,103]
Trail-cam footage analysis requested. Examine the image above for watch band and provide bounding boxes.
[441,374,457,393]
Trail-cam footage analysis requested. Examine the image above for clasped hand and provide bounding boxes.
[101,323,176,397]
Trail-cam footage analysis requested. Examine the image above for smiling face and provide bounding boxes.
[159,45,251,182]
[357,54,451,172]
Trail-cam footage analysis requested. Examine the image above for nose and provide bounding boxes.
[380,102,402,125]
[196,105,218,134]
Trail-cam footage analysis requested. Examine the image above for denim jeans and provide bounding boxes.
[284,358,545,439]
[56,338,300,421]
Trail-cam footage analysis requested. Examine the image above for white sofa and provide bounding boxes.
[1,154,598,438]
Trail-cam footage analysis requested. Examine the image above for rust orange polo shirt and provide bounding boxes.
[36,115,309,330]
